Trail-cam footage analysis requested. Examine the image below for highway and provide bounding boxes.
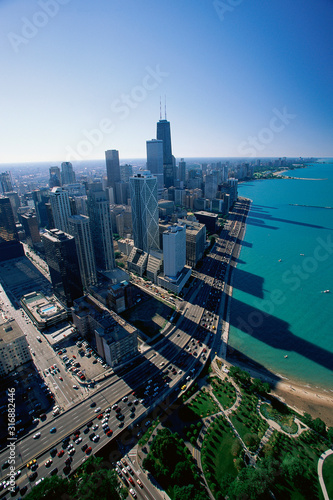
[0,198,251,498]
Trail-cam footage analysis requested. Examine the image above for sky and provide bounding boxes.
[1,0,333,163]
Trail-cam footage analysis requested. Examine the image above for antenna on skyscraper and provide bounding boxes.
[164,95,167,119]
[159,96,162,120]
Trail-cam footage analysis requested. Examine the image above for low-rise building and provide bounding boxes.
[0,318,31,376]
[21,291,68,330]
[72,294,138,368]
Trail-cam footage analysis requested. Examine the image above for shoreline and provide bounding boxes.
[222,198,333,427]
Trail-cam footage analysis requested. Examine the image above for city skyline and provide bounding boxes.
[1,0,333,163]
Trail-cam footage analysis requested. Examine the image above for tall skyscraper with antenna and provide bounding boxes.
[156,99,174,188]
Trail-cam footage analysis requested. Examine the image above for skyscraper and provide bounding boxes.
[105,150,121,189]
[156,117,174,188]
[178,158,186,185]
[146,139,164,191]
[49,187,72,233]
[0,172,13,194]
[129,172,159,252]
[68,215,97,289]
[49,167,61,188]
[86,183,116,271]
[163,224,186,278]
[0,197,24,262]
[61,162,76,185]
[42,229,83,308]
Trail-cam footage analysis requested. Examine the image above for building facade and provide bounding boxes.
[42,229,83,308]
[49,187,72,233]
[129,172,159,252]
[68,215,97,289]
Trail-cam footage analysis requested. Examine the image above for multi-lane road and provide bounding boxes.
[0,198,251,498]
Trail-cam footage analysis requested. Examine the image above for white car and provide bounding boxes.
[92,424,98,431]
[94,407,101,413]
[75,437,82,444]
[33,432,41,439]
[129,488,137,498]
[92,434,99,442]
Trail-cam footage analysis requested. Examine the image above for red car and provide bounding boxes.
[106,429,113,436]
[97,413,103,419]
[85,447,92,454]
[128,476,134,485]
[57,450,64,457]
[73,355,76,358]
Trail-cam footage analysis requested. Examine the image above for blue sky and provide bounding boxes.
[1,0,333,163]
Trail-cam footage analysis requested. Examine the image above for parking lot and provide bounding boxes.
[53,338,110,385]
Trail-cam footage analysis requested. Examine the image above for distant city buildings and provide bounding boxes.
[146,139,164,192]
[61,162,76,185]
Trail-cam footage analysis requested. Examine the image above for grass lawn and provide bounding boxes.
[260,403,298,434]
[202,416,240,496]
[230,392,268,450]
[210,377,236,409]
[323,454,333,499]
[188,390,219,418]
[121,294,174,338]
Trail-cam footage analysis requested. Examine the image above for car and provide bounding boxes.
[122,396,128,402]
[57,450,64,457]
[14,470,21,478]
[44,459,52,467]
[75,437,82,444]
[97,413,103,419]
[112,404,118,410]
[81,444,88,451]
[92,434,99,442]
[129,488,137,498]
[32,418,39,424]
[128,476,134,485]
[50,427,56,433]
[35,477,45,486]
[28,471,37,481]
[90,402,96,408]
[63,465,71,475]
[68,448,75,456]
[73,385,78,389]
[94,407,101,413]
[50,467,58,476]
[85,446,92,454]
[33,432,41,439]
[92,424,98,431]
[50,448,57,457]
[137,479,143,488]
[106,429,113,436]
[102,423,108,429]
[65,457,72,466]
[59,376,63,381]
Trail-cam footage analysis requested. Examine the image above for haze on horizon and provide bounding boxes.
[1,0,333,163]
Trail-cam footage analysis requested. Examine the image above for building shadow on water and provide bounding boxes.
[232,268,264,299]
[229,297,333,373]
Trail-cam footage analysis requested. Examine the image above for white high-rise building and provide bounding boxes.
[146,139,164,191]
[49,186,71,233]
[129,171,159,252]
[68,215,97,289]
[163,224,186,278]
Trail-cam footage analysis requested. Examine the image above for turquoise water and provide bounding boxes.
[229,162,333,390]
